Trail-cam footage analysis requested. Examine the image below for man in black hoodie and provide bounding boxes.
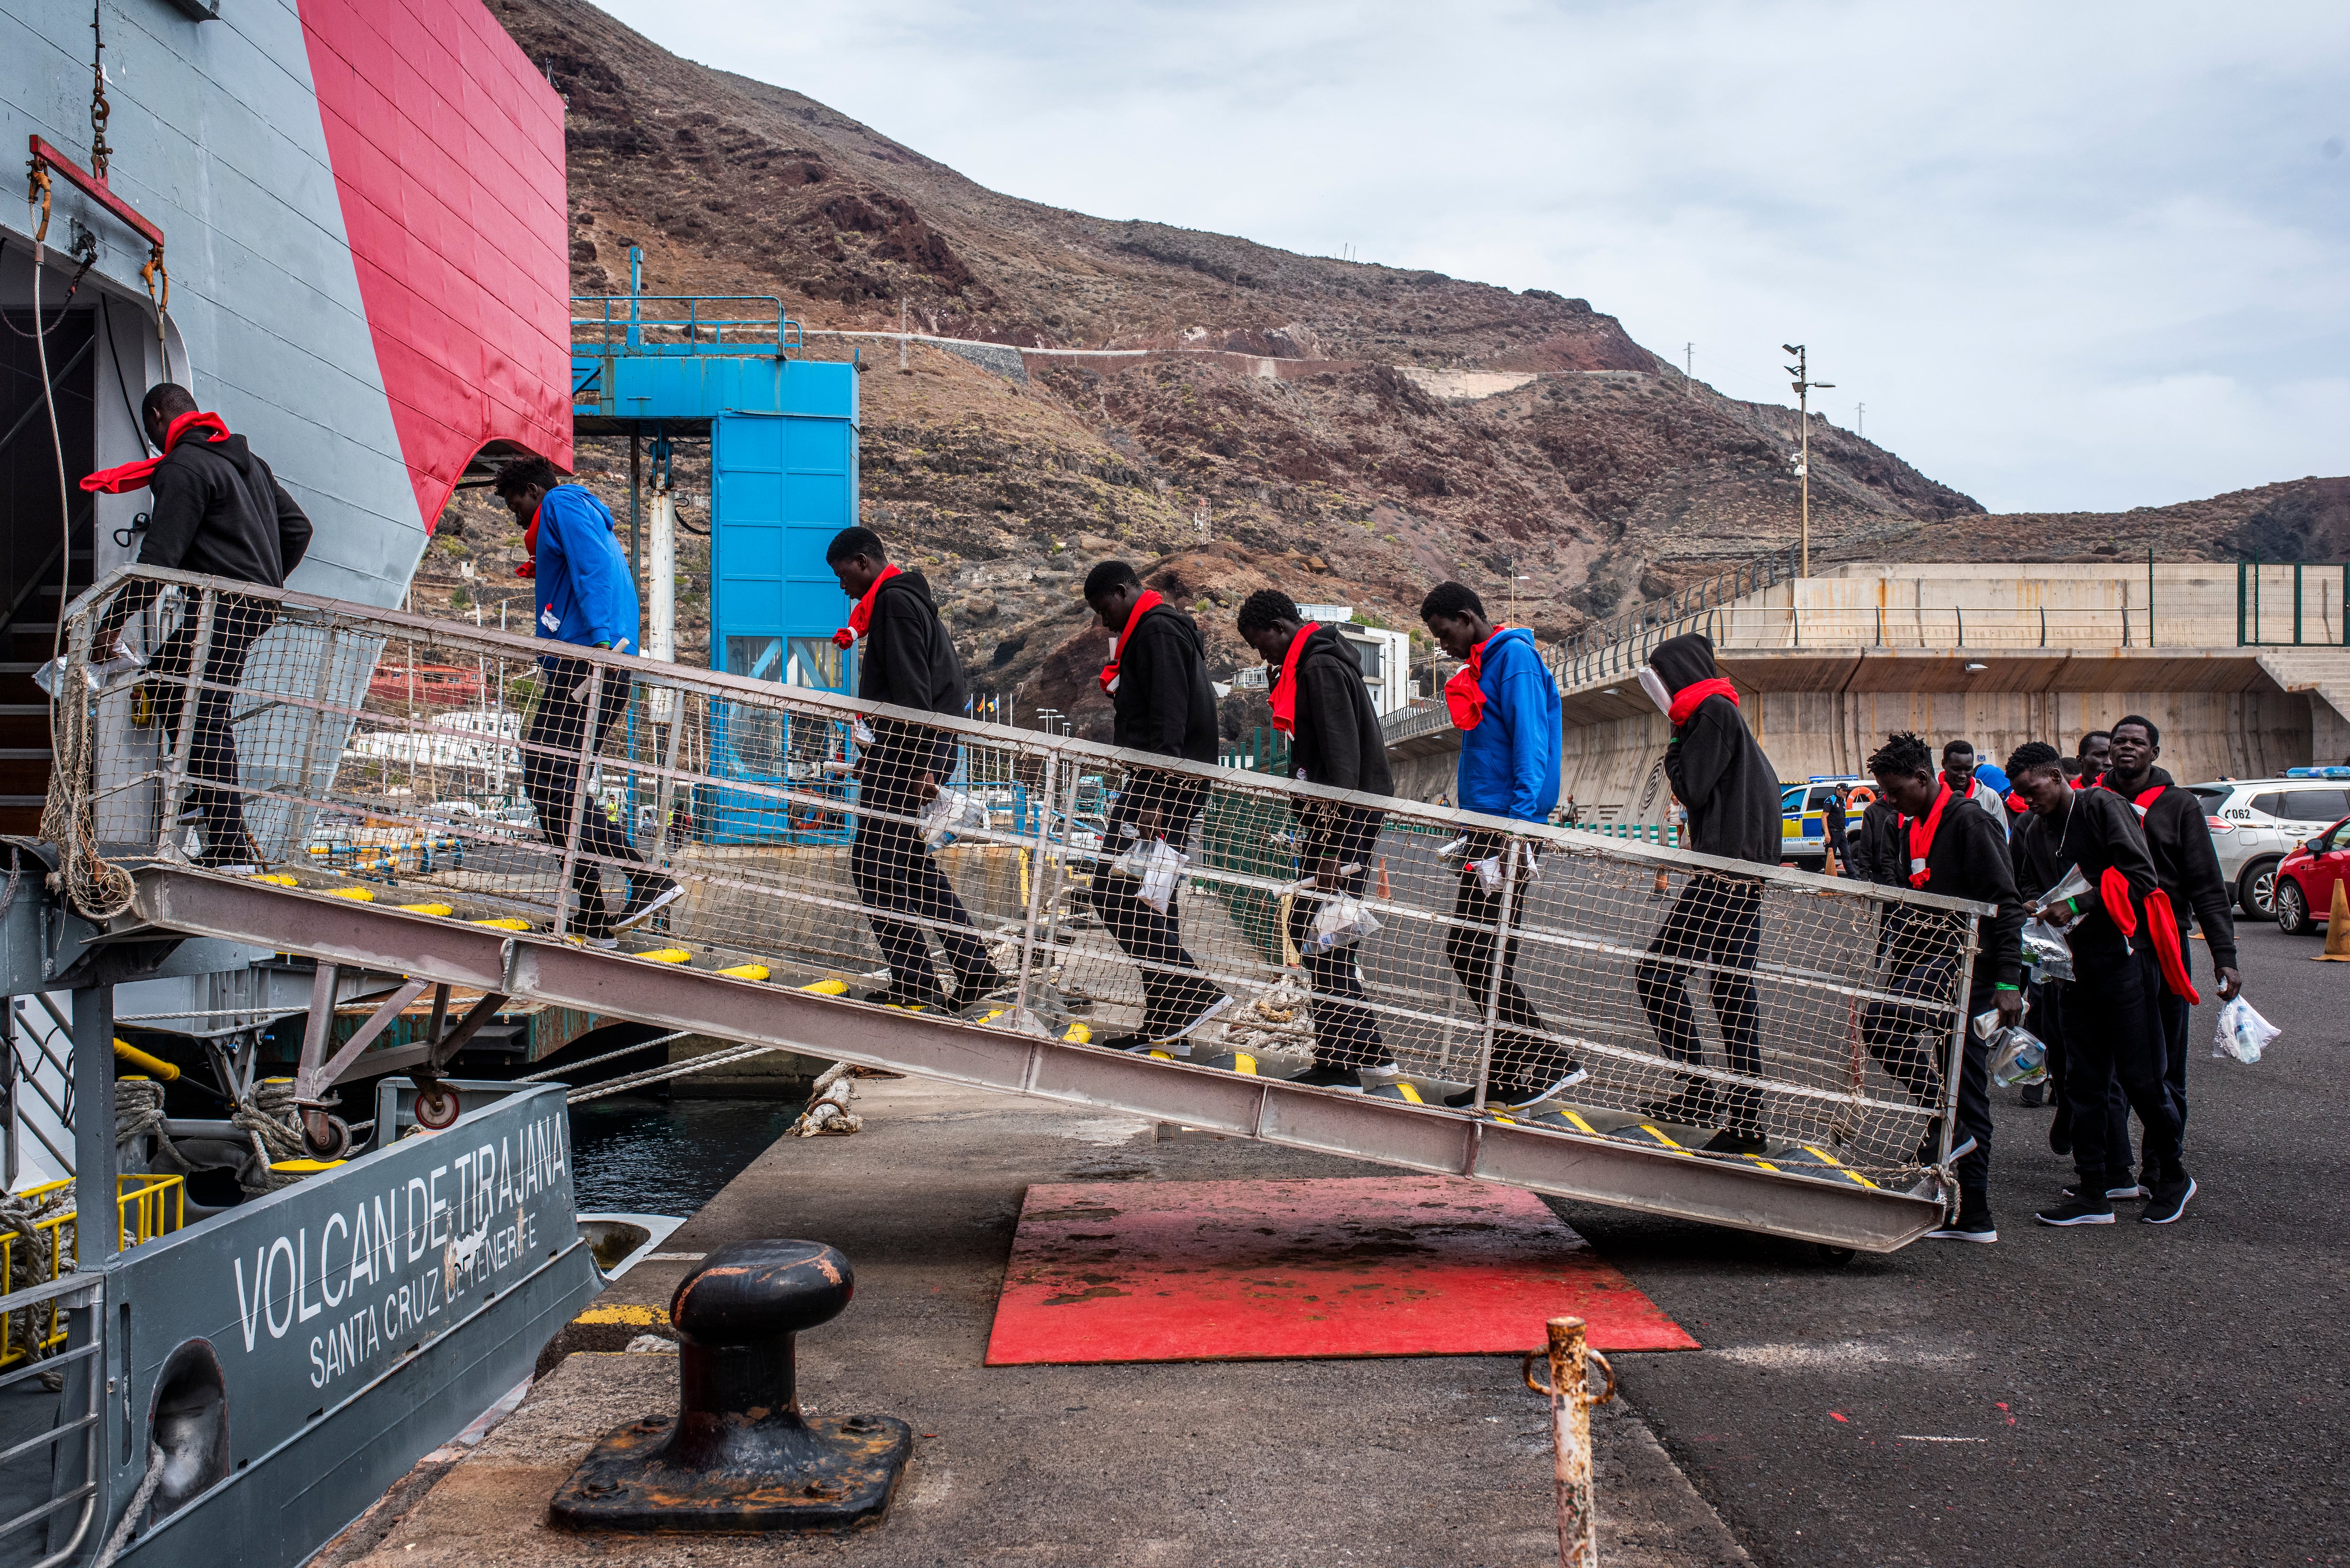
[91,383,313,870]
[1863,732,2025,1242]
[2006,741,2193,1227]
[829,528,1004,1009]
[1083,561,1230,1048]
[1632,632,1785,1152]
[1237,591,1394,1086]
[2101,714,2241,1170]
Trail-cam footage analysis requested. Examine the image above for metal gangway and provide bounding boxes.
[47,567,1988,1253]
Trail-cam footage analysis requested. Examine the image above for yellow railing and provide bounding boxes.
[1,1173,187,1368]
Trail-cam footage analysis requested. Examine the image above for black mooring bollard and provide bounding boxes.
[549,1239,913,1532]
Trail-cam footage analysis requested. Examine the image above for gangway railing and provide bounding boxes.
[48,568,1989,1251]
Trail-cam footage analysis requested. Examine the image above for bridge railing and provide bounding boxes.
[55,568,1986,1185]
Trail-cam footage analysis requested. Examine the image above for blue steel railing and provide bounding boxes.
[570,293,803,358]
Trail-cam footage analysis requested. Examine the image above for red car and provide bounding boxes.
[2270,814,2350,934]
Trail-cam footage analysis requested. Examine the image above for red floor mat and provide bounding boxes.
[984,1175,1697,1365]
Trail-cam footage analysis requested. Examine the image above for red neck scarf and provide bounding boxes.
[79,411,228,494]
[1905,779,1953,888]
[515,505,542,580]
[833,563,903,649]
[2100,775,2165,818]
[1667,676,1739,727]
[1097,590,1163,694]
[1444,626,1507,730]
[1267,623,1316,734]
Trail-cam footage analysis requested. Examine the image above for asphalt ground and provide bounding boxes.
[1557,917,2349,1567]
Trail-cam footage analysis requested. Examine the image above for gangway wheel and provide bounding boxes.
[300,1109,354,1161]
[1813,1244,1856,1267]
[413,1081,462,1130]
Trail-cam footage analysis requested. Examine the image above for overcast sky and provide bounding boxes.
[593,0,2346,515]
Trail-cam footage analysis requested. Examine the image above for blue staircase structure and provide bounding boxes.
[573,249,863,844]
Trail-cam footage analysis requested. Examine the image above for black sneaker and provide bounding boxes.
[954,969,1019,1008]
[1700,1128,1769,1156]
[1927,1192,1998,1243]
[1640,1084,1720,1128]
[1293,1064,1365,1089]
[2141,1174,2197,1225]
[1160,992,1234,1042]
[2034,1194,2115,1226]
[2062,1180,2148,1201]
[2017,1083,2045,1108]
[862,981,950,1010]
[612,875,685,933]
[1504,1064,1590,1109]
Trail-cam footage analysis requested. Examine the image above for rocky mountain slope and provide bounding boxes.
[414,0,2334,739]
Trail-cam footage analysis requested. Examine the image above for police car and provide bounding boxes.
[1780,776,1869,871]
[2189,766,2350,920]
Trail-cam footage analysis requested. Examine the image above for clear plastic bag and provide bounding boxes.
[1989,1028,2048,1088]
[2020,917,2076,981]
[1111,836,1188,913]
[1305,895,1382,954]
[1473,850,1541,893]
[919,788,989,848]
[2212,995,2278,1064]
[2039,864,2093,916]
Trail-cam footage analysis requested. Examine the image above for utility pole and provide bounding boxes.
[1783,344,1834,577]
[1856,401,1865,440]
[899,297,910,373]
[1684,342,1694,396]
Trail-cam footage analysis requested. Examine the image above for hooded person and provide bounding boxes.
[1630,632,1784,1152]
[1082,561,1231,1051]
[492,457,681,944]
[1419,581,1582,1107]
[1238,590,1395,1086]
[2005,741,2193,1228]
[86,382,315,871]
[829,527,1007,1009]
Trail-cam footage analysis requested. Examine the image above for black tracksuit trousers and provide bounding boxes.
[521,655,648,928]
[2067,945,2183,1188]
[1860,956,1995,1192]
[849,769,995,1000]
[1286,866,1387,1069]
[1636,875,1765,1127]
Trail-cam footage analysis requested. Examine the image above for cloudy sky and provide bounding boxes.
[593,0,2346,515]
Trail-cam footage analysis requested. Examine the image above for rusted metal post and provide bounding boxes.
[1522,1315,1615,1568]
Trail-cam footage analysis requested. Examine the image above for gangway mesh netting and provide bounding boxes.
[54,569,1983,1184]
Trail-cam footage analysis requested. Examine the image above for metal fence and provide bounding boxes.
[54,567,1986,1184]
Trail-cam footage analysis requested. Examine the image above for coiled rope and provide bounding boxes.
[230,1078,308,1195]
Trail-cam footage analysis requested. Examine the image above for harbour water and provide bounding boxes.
[567,1096,805,1216]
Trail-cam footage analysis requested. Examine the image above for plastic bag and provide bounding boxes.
[1473,850,1541,893]
[33,636,145,698]
[1305,895,1382,954]
[2212,995,2278,1064]
[919,788,988,848]
[1111,836,1187,913]
[2020,917,2076,981]
[2038,864,2093,916]
[1989,1028,2048,1087]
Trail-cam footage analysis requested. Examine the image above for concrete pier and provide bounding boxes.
[319,1079,1752,1567]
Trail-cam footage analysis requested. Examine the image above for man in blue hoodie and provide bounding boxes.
[1420,581,1581,1106]
[498,458,680,945]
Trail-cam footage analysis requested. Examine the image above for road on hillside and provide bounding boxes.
[1559,918,2348,1568]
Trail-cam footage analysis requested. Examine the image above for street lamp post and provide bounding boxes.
[1782,344,1834,577]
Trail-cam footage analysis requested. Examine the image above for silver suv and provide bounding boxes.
[2190,772,2350,919]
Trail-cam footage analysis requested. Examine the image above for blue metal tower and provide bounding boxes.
[573,250,862,842]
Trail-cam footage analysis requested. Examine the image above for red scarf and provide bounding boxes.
[1097,589,1163,694]
[515,509,540,579]
[1444,626,1507,730]
[1904,780,1952,888]
[1667,676,1739,727]
[78,411,229,494]
[2099,777,2166,818]
[1267,623,1315,735]
[833,563,902,649]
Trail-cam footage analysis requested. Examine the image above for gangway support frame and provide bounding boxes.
[131,867,1946,1253]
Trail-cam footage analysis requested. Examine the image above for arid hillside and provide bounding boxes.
[421,0,2335,737]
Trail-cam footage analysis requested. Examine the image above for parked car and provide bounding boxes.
[2271,814,2350,935]
[1779,777,1865,872]
[2189,770,2350,920]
